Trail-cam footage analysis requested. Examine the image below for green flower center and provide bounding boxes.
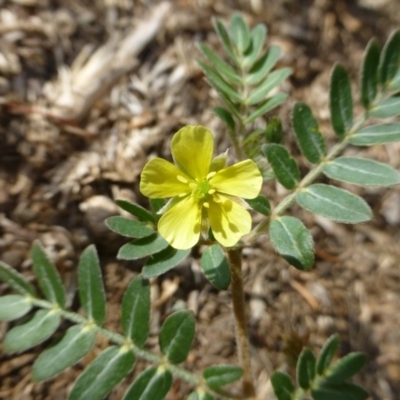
[193,180,212,200]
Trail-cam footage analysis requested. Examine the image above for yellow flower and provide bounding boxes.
[140,125,262,249]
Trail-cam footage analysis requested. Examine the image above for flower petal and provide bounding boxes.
[171,126,213,180]
[140,158,191,198]
[210,159,262,199]
[208,194,252,247]
[158,196,202,249]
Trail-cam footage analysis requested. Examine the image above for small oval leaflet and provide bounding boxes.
[296,184,372,224]
[0,295,32,321]
[33,324,96,381]
[322,157,400,187]
[269,216,314,271]
[68,346,135,400]
[349,123,400,146]
[122,367,172,400]
[3,309,61,353]
[159,310,195,364]
[200,245,231,290]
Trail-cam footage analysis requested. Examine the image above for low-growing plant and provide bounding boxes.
[1,13,400,400]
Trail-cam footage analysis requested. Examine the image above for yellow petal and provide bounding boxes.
[209,159,262,199]
[140,158,192,198]
[208,194,252,247]
[158,195,202,249]
[171,126,213,180]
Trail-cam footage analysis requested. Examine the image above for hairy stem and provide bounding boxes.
[227,248,255,398]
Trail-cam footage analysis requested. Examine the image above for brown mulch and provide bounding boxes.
[1,1,400,399]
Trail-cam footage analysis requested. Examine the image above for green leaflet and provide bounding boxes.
[263,143,300,189]
[370,96,400,119]
[78,245,106,326]
[203,365,243,390]
[122,367,172,400]
[159,310,195,364]
[269,216,314,271]
[322,157,400,187]
[143,247,190,278]
[0,295,32,321]
[121,275,150,347]
[296,184,372,223]
[296,348,316,390]
[330,64,353,137]
[360,39,380,109]
[349,123,400,145]
[3,309,61,353]
[271,372,295,400]
[379,30,400,87]
[292,102,326,163]
[105,216,155,238]
[316,334,340,375]
[200,245,231,290]
[32,325,96,381]
[31,241,66,308]
[68,346,135,400]
[117,233,169,261]
[115,199,156,224]
[0,261,36,296]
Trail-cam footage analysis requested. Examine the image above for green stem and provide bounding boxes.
[227,248,256,399]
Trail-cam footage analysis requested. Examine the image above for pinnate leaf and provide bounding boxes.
[159,310,195,364]
[269,216,314,271]
[68,346,135,400]
[31,241,66,307]
[33,324,96,381]
[3,309,61,353]
[296,184,372,223]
